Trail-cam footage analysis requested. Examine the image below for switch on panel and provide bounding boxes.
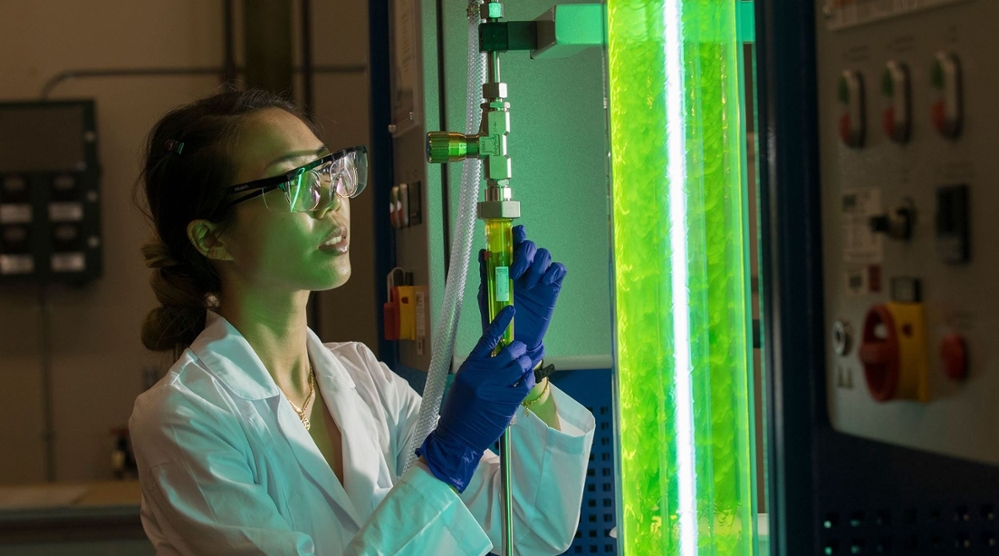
[389,182,423,230]
[881,61,911,144]
[390,186,400,229]
[936,184,970,264]
[399,183,410,228]
[931,51,963,140]
[858,303,929,403]
[869,200,914,242]
[838,70,867,148]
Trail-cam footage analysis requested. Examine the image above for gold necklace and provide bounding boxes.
[287,365,315,431]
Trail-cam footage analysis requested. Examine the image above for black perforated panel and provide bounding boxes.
[552,369,617,555]
[814,429,999,556]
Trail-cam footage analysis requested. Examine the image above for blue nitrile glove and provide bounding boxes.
[416,305,536,492]
[478,225,568,368]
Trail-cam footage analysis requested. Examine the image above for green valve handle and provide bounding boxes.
[426,132,480,163]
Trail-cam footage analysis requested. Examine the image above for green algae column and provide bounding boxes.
[607,0,757,554]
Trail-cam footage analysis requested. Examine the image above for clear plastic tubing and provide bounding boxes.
[404,2,487,473]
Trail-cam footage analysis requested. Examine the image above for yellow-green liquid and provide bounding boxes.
[608,0,758,554]
[484,218,515,350]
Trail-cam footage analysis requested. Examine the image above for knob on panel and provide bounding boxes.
[858,303,929,403]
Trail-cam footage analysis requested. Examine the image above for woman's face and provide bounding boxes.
[219,107,351,293]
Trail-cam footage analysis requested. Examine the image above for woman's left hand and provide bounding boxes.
[478,225,567,368]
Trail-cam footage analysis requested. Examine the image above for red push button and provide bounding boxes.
[839,113,851,145]
[882,107,895,139]
[931,100,946,135]
[930,52,963,139]
[940,334,967,381]
[838,70,866,149]
[881,61,911,144]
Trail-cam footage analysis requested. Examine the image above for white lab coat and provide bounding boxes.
[129,312,595,555]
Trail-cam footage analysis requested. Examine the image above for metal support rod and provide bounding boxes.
[300,0,314,117]
[483,10,515,555]
[500,427,514,554]
[39,285,55,481]
[301,0,322,336]
[243,0,293,95]
[425,2,517,552]
[488,51,501,86]
[37,65,365,100]
[223,0,237,86]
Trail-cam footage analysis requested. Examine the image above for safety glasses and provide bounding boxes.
[220,146,368,215]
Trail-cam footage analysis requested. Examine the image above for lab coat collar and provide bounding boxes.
[310,350,386,522]
[191,311,369,528]
[190,311,355,401]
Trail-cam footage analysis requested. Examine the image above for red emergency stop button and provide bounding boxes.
[940,334,967,381]
[858,305,901,401]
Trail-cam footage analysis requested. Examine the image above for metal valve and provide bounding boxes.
[426,131,480,163]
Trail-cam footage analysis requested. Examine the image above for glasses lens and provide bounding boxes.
[313,163,334,211]
[351,149,368,197]
[331,148,368,198]
[262,171,320,213]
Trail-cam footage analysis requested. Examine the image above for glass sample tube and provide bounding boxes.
[484,218,515,349]
[486,216,516,556]
[607,0,759,554]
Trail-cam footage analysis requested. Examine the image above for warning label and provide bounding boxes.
[841,188,884,265]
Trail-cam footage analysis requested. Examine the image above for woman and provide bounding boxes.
[129,89,595,555]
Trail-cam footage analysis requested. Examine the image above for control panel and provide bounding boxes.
[386,0,437,369]
[816,0,999,464]
[0,101,102,285]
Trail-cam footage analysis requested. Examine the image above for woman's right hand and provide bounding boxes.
[416,306,535,492]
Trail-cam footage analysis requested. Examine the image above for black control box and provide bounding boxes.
[0,100,101,285]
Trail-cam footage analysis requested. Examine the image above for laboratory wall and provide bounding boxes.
[0,0,378,485]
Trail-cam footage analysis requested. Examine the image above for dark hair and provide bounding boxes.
[136,88,313,352]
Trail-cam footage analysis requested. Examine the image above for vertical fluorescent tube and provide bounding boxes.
[607,0,757,554]
[662,0,697,553]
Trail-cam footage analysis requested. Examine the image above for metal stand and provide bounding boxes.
[500,429,514,555]
[427,2,517,552]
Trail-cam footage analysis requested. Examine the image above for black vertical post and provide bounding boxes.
[243,0,293,97]
[222,0,238,87]
[369,0,397,365]
[300,0,321,336]
[435,0,452,275]
[756,0,823,554]
[300,0,314,117]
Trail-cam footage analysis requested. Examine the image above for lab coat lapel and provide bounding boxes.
[192,312,364,529]
[271,395,364,529]
[307,331,388,521]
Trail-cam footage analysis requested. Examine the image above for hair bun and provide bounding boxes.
[141,304,206,352]
[142,238,180,270]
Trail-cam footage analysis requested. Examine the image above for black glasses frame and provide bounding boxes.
[217,145,367,214]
